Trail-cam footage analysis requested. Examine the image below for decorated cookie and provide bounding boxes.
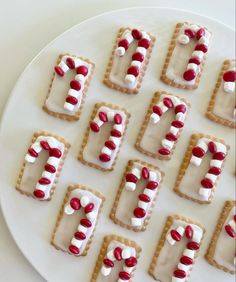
[149,215,205,281]
[78,102,130,171]
[90,235,141,282]
[110,159,164,232]
[104,27,155,94]
[16,131,70,200]
[51,185,105,256]
[174,134,230,204]
[205,201,236,274]
[136,91,190,160]
[43,54,95,121]
[206,59,236,128]
[161,22,211,89]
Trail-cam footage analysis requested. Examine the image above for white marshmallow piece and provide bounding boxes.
[183,249,195,259]
[122,248,131,259]
[136,47,147,56]
[107,250,116,261]
[192,226,203,243]
[64,204,75,215]
[199,187,211,200]
[131,217,142,227]
[73,58,82,68]
[177,262,190,272]
[210,159,222,168]
[176,226,185,236]
[101,146,112,156]
[124,32,134,44]
[225,82,236,93]
[31,142,42,153]
[131,60,142,68]
[58,61,69,73]
[138,201,149,210]
[199,36,209,45]
[150,113,160,124]
[141,31,151,41]
[68,89,80,98]
[167,234,176,245]
[215,142,227,154]
[109,136,120,146]
[125,74,136,86]
[80,195,90,207]
[71,238,83,248]
[144,188,156,199]
[116,46,126,57]
[170,126,179,135]
[47,156,60,167]
[178,34,190,45]
[205,173,218,183]
[101,266,111,276]
[192,50,204,61]
[176,112,186,122]
[106,111,115,121]
[187,63,199,72]
[86,211,97,222]
[161,139,174,150]
[25,154,36,163]
[42,171,52,179]
[93,117,104,127]
[75,74,86,83]
[149,171,157,181]
[114,124,123,131]
[64,102,75,112]
[125,182,136,192]
[172,277,184,282]
[131,167,141,179]
[77,224,87,233]
[190,156,202,166]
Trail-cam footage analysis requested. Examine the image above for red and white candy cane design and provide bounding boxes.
[25,136,63,200]
[101,244,137,281]
[190,138,227,200]
[54,55,90,112]
[90,109,125,163]
[223,67,236,94]
[177,25,210,82]
[224,214,236,238]
[115,29,152,87]
[64,194,97,256]
[150,95,188,156]
[167,224,203,281]
[124,165,161,227]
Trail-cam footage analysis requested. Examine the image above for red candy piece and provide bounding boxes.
[74,231,86,240]
[80,218,92,228]
[76,65,88,76]
[70,80,81,91]
[187,241,200,250]
[28,148,38,158]
[223,70,236,82]
[114,247,122,261]
[189,57,201,65]
[132,29,142,40]
[99,153,111,162]
[192,146,205,158]
[118,39,129,50]
[180,256,193,265]
[133,207,146,218]
[174,269,186,279]
[158,148,171,155]
[98,111,108,122]
[166,132,177,141]
[208,141,217,154]
[40,141,50,150]
[119,271,131,280]
[138,38,150,49]
[114,113,122,124]
[125,256,137,267]
[196,28,205,40]
[49,148,62,158]
[171,120,184,128]
[213,152,226,160]
[208,166,221,175]
[45,163,56,173]
[68,245,80,255]
[195,44,208,53]
[170,230,182,241]
[201,178,213,189]
[70,197,81,210]
[183,69,196,81]
[163,97,174,108]
[66,96,78,105]
[152,105,163,116]
[147,181,158,190]
[132,52,144,62]
[103,258,114,268]
[111,129,122,137]
[234,215,236,222]
[225,225,235,238]
[66,57,75,69]
[185,225,193,239]
[39,177,51,185]
[175,104,187,114]
[33,189,45,199]
[90,121,100,132]
[141,167,149,180]
[105,140,116,150]
[126,173,138,183]
[84,203,94,213]
[127,66,139,77]
[184,29,195,38]
[54,66,64,76]
[139,194,150,203]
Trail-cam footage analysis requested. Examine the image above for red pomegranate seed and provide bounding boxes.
[183,69,196,81]
[45,163,56,173]
[66,96,78,105]
[54,66,64,76]
[33,189,45,198]
[184,29,195,38]
[98,111,108,122]
[119,271,131,280]
[74,231,86,240]
[127,66,139,77]
[174,269,186,278]
[103,258,114,268]
[76,65,88,76]
[114,113,122,124]
[49,148,62,158]
[68,245,80,255]
[152,105,163,116]
[213,152,226,160]
[70,197,81,210]
[171,120,184,128]
[187,241,200,250]
[196,28,205,40]
[131,29,142,40]
[39,177,51,185]
[133,207,146,218]
[170,230,182,241]
[126,173,138,183]
[70,80,81,91]
[114,247,122,261]
[165,132,177,141]
[28,148,38,157]
[192,146,205,158]
[234,215,236,221]
[201,178,213,189]
[147,181,158,190]
[80,218,92,228]
[185,225,193,239]
[175,104,187,114]
[99,153,111,162]
[189,57,201,65]
[180,256,193,265]
[118,39,129,50]
[132,52,144,62]
[195,44,208,53]
[208,166,221,175]
[66,57,75,69]
[139,194,150,203]
[105,140,116,150]
[158,148,171,155]
[125,256,137,267]
[141,167,149,180]
[208,141,217,154]
[223,70,236,82]
[225,225,235,238]
[40,141,50,150]
[90,121,100,132]
[111,129,122,137]
[163,97,174,108]
[84,203,94,213]
[138,38,150,49]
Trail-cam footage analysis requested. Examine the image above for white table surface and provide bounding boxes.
[0,0,235,281]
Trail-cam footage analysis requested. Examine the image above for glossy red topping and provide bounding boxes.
[183,69,196,81]
[84,203,94,213]
[192,146,205,158]
[103,258,114,267]
[165,132,177,141]
[132,29,142,40]
[171,120,184,128]
[141,167,149,180]
[180,256,193,265]
[184,29,195,38]
[70,197,81,210]
[127,66,139,77]
[139,194,151,202]
[66,57,75,69]
[119,271,131,280]
[225,225,235,238]
[76,65,88,76]
[28,148,38,157]
[54,66,64,76]
[213,152,226,160]
[39,177,51,185]
[66,96,78,105]
[118,39,129,50]
[223,70,236,82]
[74,231,86,240]
[152,105,163,116]
[45,163,56,173]
[111,129,122,137]
[195,44,208,53]
[49,148,62,158]
[90,121,100,132]
[187,241,200,250]
[174,269,186,278]
[40,141,50,150]
[158,148,171,155]
[80,218,92,228]
[170,230,182,241]
[196,28,205,40]
[185,225,193,239]
[163,97,174,108]
[68,245,80,255]
[132,52,144,62]
[208,141,217,154]
[126,173,138,183]
[70,80,81,91]
[138,38,150,49]
[114,113,122,124]
[33,189,45,198]
[147,181,158,190]
[99,153,111,162]
[175,104,187,114]
[133,207,146,218]
[125,256,137,267]
[189,57,201,65]
[208,166,221,175]
[98,111,108,122]
[104,140,116,150]
[201,178,213,188]
[114,247,122,261]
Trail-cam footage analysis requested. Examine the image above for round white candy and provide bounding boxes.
[101,266,111,276]
[124,32,134,43]
[86,211,97,221]
[150,113,160,124]
[80,195,90,207]
[136,46,147,55]
[178,34,190,45]
[64,102,75,112]
[64,204,75,215]
[125,74,136,85]
[75,74,86,83]
[116,46,125,57]
[199,187,211,200]
[138,201,149,210]
[125,182,136,192]
[131,217,142,227]
[131,60,142,68]
[190,155,202,166]
[122,248,131,259]
[224,82,235,93]
[25,154,36,163]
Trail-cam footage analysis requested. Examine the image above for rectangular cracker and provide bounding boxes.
[51,184,105,257]
[103,27,155,94]
[78,102,130,171]
[206,59,236,129]
[161,22,211,90]
[174,133,230,204]
[90,234,141,282]
[43,53,95,121]
[135,91,190,160]
[149,214,205,281]
[205,200,236,275]
[110,159,164,232]
[16,131,70,200]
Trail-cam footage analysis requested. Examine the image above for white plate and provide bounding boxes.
[0,7,235,282]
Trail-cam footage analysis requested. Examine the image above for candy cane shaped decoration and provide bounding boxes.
[174,134,230,204]
[43,54,95,121]
[110,160,164,231]
[207,59,236,128]
[205,201,236,275]
[16,131,70,201]
[149,215,205,281]
[79,102,130,171]
[90,235,141,282]
[161,22,212,89]
[51,185,105,256]
[104,27,155,94]
[136,91,190,160]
